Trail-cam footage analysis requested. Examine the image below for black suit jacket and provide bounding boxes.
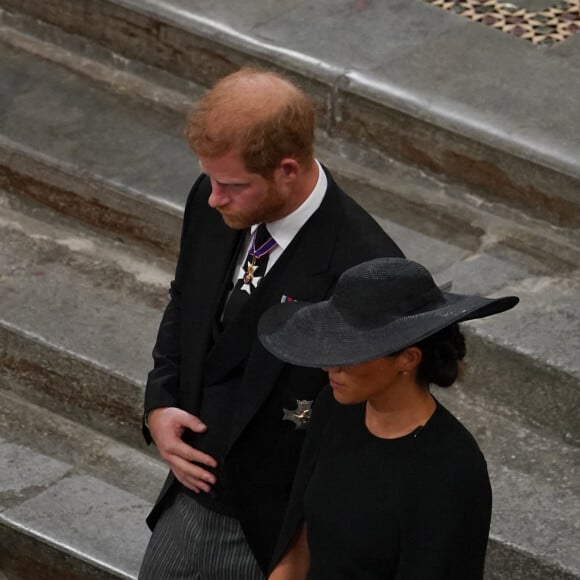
[143,167,404,572]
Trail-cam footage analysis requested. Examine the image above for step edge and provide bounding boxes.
[0,515,135,579]
[118,0,580,183]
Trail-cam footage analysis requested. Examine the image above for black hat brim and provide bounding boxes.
[258,293,518,368]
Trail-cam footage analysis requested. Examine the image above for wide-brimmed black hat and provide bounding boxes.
[258,257,519,367]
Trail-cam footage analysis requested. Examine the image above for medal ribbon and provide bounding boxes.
[250,233,278,260]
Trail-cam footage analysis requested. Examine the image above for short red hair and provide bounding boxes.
[185,68,315,175]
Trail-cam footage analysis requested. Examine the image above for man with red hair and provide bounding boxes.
[139,68,403,578]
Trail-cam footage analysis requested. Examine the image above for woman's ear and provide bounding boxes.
[398,347,422,373]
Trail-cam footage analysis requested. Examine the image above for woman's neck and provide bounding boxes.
[365,382,436,439]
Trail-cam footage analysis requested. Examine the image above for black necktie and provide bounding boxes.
[221,224,277,327]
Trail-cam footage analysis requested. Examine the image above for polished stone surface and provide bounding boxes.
[0,389,166,500]
[436,387,580,577]
[0,36,578,446]
[0,41,193,210]
[0,439,70,506]
[0,190,169,385]
[130,0,580,180]
[2,475,151,577]
[2,0,579,230]
[0,391,165,578]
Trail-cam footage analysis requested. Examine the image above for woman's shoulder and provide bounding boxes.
[411,402,491,499]
[423,401,487,464]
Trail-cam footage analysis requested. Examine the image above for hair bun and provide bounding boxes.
[416,324,466,388]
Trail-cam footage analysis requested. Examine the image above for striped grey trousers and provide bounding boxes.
[139,489,264,579]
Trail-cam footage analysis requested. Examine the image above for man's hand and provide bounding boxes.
[147,407,218,494]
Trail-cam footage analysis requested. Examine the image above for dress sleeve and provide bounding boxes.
[269,386,335,571]
[395,452,492,580]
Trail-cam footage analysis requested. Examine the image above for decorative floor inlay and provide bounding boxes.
[428,0,580,45]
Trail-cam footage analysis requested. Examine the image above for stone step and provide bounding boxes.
[1,0,579,230]
[1,177,579,579]
[1,30,578,266]
[0,33,188,257]
[1,347,578,579]
[2,166,579,450]
[0,189,171,448]
[0,22,578,579]
[0,38,578,446]
[0,389,166,579]
[435,387,580,580]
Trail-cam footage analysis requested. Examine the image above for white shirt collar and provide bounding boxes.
[253,159,327,250]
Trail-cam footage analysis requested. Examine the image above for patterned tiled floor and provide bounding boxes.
[428,0,580,45]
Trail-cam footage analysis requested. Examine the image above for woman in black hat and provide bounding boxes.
[258,257,518,580]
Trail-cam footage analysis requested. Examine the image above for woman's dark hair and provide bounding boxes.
[415,323,466,388]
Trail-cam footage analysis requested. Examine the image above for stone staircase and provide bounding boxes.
[0,1,578,579]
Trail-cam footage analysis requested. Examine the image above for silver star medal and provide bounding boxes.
[283,400,313,429]
[239,261,262,294]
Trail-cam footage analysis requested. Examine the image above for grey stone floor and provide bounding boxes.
[138,0,580,181]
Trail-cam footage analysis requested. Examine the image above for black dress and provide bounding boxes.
[272,388,492,579]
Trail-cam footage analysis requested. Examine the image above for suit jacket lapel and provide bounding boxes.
[202,249,287,384]
[179,202,244,413]
[205,178,344,384]
[225,182,346,452]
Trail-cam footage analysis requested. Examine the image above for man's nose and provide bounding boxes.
[208,180,229,208]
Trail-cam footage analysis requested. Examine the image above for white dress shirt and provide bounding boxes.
[230,160,327,285]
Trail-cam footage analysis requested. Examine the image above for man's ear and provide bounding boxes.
[277,158,300,180]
